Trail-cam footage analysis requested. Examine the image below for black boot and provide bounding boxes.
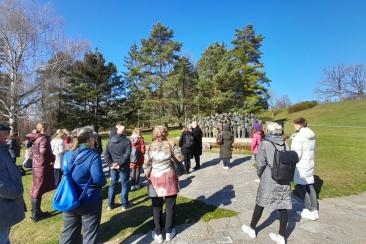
[30,197,40,222]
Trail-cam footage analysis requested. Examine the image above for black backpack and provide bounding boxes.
[267,141,299,184]
[184,134,195,150]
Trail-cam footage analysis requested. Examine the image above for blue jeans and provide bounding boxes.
[222,158,230,167]
[108,169,130,208]
[0,227,10,244]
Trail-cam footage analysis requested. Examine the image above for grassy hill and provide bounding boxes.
[262,99,366,198]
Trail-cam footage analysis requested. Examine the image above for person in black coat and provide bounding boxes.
[191,121,203,170]
[179,127,194,174]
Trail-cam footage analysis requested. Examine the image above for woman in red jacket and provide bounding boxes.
[130,128,146,190]
[26,123,55,222]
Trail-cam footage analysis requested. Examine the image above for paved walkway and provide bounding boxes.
[123,153,366,244]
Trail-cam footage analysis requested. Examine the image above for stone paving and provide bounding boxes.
[122,152,366,244]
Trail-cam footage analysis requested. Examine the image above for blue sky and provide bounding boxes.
[42,0,366,103]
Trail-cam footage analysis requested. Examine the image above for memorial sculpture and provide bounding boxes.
[185,113,259,138]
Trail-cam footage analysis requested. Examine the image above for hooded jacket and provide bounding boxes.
[291,127,316,185]
[105,134,131,170]
[0,143,25,230]
[26,132,55,198]
[256,135,292,210]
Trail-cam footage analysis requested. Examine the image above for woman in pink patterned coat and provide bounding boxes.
[143,125,183,243]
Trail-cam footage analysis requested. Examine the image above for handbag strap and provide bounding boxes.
[65,150,93,200]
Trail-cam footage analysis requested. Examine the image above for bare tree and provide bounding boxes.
[316,64,348,101]
[0,0,88,132]
[267,89,276,117]
[275,94,291,109]
[345,64,366,98]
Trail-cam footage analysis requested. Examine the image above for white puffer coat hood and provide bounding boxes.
[291,127,316,185]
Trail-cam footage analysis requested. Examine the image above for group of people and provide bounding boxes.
[0,115,318,244]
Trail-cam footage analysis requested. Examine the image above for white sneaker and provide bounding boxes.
[131,185,136,191]
[254,179,260,183]
[296,209,316,221]
[166,228,176,241]
[269,233,285,244]
[314,210,319,219]
[241,225,256,239]
[223,166,229,169]
[152,231,163,243]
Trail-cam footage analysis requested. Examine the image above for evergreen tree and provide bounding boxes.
[164,57,197,126]
[60,49,124,129]
[137,22,182,125]
[229,25,270,113]
[196,43,234,114]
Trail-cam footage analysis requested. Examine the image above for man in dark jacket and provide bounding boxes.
[105,122,131,210]
[0,124,25,243]
[191,121,203,170]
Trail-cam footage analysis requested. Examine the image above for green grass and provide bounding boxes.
[262,99,366,198]
[11,133,237,243]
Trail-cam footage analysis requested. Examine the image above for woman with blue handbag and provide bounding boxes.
[59,127,106,244]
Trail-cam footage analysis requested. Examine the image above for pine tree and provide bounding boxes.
[137,22,182,125]
[164,57,197,126]
[60,49,124,129]
[196,43,234,114]
[229,25,270,113]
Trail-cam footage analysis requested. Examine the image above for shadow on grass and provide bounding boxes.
[102,185,237,243]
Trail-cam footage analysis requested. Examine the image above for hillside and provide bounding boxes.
[262,99,366,198]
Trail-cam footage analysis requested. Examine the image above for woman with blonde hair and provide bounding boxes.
[143,126,183,243]
[51,129,66,187]
[26,122,55,222]
[130,128,146,190]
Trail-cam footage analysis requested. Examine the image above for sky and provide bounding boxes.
[40,0,366,103]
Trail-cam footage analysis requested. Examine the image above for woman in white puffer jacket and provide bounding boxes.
[291,117,319,220]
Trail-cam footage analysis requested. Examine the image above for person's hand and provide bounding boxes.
[111,163,119,169]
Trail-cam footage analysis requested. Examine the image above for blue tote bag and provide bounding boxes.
[52,151,92,212]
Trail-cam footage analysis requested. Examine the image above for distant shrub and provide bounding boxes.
[287,101,318,113]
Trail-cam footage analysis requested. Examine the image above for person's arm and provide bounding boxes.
[143,145,152,177]
[179,134,184,147]
[140,138,146,154]
[104,143,112,166]
[291,135,303,160]
[118,140,131,167]
[40,137,55,163]
[256,142,267,177]
[90,154,106,187]
[0,162,24,200]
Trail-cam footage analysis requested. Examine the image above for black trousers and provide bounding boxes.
[184,159,191,172]
[193,154,200,168]
[131,167,141,186]
[250,204,288,237]
[54,169,63,188]
[60,199,102,244]
[151,195,177,235]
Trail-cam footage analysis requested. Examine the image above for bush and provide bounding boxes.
[287,101,318,113]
